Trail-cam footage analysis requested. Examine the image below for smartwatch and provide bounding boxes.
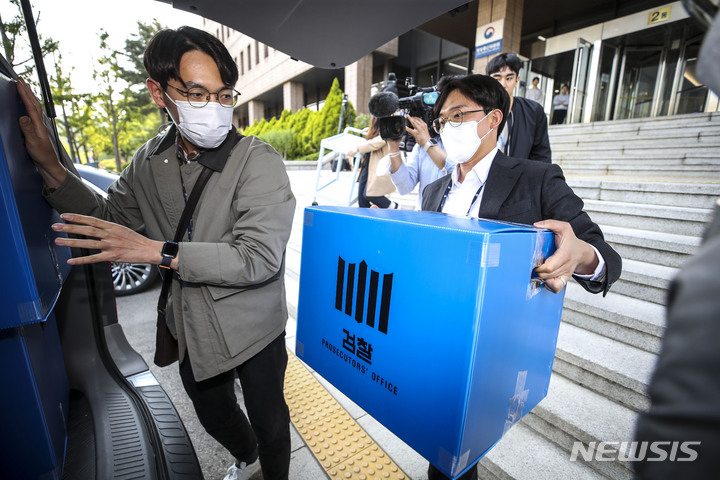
[160,241,179,269]
[423,138,438,152]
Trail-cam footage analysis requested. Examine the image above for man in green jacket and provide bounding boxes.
[17,27,295,480]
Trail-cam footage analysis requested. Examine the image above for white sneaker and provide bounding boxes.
[223,458,261,480]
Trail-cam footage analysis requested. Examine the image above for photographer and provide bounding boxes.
[387,114,455,209]
[346,116,398,209]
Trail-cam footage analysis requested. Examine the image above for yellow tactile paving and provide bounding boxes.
[285,350,408,480]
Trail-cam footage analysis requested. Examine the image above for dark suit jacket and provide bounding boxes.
[506,97,552,163]
[421,151,621,295]
[633,203,720,479]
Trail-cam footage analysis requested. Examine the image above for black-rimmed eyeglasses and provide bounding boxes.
[166,84,241,108]
[432,109,487,134]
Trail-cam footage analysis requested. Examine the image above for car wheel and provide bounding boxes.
[111,262,159,296]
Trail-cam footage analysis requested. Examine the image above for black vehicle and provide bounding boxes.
[75,163,160,296]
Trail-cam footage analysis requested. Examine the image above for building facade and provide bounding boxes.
[205,0,718,130]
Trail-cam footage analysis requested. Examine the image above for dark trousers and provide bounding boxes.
[428,462,478,480]
[357,165,391,208]
[551,109,567,125]
[179,333,291,480]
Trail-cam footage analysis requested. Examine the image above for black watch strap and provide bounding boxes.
[160,256,172,269]
[160,241,178,269]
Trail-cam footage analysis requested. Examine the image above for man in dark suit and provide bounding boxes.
[421,74,621,479]
[487,53,552,163]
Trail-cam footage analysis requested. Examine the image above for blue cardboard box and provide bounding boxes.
[296,206,565,478]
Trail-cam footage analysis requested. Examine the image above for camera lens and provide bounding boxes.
[379,116,406,140]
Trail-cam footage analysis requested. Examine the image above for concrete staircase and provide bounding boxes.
[476,112,720,479]
[281,111,720,479]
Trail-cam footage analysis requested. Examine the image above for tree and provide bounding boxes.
[240,79,358,159]
[94,30,128,171]
[50,53,80,162]
[260,130,294,159]
[92,25,165,171]
[311,78,357,147]
[117,20,165,122]
[0,0,58,79]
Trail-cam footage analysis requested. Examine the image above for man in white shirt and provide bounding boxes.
[525,76,544,104]
[386,115,455,209]
[420,73,622,480]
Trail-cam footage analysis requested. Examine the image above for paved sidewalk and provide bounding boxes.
[116,166,432,480]
[283,167,432,480]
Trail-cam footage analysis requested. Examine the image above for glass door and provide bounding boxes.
[672,37,710,115]
[614,47,664,119]
[591,44,620,122]
[568,39,593,123]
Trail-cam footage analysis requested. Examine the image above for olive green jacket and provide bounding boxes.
[46,127,296,381]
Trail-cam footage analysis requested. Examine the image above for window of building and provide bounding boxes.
[265,44,269,58]
[240,52,244,75]
[247,45,252,70]
[255,41,260,64]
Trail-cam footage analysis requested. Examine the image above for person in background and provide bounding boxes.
[420,74,622,479]
[486,53,551,163]
[386,114,455,210]
[346,116,398,209]
[552,84,570,124]
[17,26,295,480]
[525,76,544,105]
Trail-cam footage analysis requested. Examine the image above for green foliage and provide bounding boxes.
[241,77,357,160]
[288,108,314,158]
[311,78,357,146]
[99,158,119,172]
[117,20,164,120]
[354,113,371,131]
[259,129,294,159]
[0,0,58,78]
[243,118,267,137]
[45,20,164,167]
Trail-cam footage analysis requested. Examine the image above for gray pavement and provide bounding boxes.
[115,166,429,480]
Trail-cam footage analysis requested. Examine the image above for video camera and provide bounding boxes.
[370,77,439,152]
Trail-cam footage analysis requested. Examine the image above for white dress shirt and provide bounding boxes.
[441,148,497,218]
[441,148,606,282]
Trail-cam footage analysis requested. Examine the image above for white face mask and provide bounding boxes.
[165,95,234,149]
[440,111,494,164]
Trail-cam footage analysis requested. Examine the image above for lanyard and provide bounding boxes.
[175,139,201,241]
[177,166,197,241]
[439,179,485,217]
[179,178,194,241]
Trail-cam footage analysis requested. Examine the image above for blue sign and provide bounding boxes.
[475,39,503,58]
